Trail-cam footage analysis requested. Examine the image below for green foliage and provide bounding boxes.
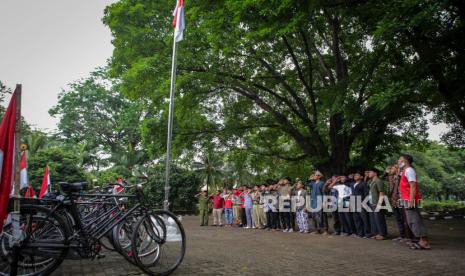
[95,167,127,186]
[103,0,431,176]
[28,147,87,189]
[358,0,465,145]
[143,164,202,212]
[49,69,148,174]
[421,200,465,213]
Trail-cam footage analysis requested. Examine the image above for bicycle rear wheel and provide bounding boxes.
[131,210,185,276]
[0,205,69,276]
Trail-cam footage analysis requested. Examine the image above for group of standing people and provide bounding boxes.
[195,154,431,250]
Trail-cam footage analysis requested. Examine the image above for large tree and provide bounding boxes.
[104,0,428,175]
[357,0,465,146]
[49,69,147,174]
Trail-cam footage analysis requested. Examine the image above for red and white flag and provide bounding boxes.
[19,151,28,189]
[25,184,35,198]
[113,178,124,194]
[172,0,185,42]
[38,165,50,199]
[0,89,19,231]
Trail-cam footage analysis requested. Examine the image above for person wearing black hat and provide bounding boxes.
[367,168,387,240]
[352,171,371,238]
[278,177,293,232]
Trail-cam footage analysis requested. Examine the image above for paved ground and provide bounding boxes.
[53,215,465,276]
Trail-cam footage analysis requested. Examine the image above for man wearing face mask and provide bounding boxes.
[398,154,431,250]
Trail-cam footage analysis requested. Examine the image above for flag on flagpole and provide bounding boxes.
[0,89,18,230]
[25,184,35,198]
[38,165,50,199]
[19,151,28,189]
[172,0,185,42]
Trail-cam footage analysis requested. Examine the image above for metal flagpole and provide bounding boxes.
[164,35,179,211]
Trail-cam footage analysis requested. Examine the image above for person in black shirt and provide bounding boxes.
[352,172,371,238]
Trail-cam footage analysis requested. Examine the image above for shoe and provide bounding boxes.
[303,230,310,234]
[299,230,304,233]
[350,234,358,238]
[321,231,329,236]
[340,233,349,237]
[331,232,340,236]
[283,229,288,232]
[288,229,294,233]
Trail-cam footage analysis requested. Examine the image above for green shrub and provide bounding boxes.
[421,200,465,212]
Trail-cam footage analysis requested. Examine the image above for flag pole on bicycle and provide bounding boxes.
[164,0,185,211]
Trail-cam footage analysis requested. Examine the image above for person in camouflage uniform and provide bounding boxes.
[195,190,209,226]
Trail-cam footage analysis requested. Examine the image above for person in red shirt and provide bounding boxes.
[209,190,225,226]
[398,154,431,250]
[224,190,234,227]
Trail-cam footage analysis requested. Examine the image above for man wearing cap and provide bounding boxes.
[195,190,209,226]
[367,168,387,240]
[278,177,293,232]
[309,171,328,234]
[398,154,431,250]
[352,171,371,238]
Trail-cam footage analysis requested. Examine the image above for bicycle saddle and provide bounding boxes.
[59,182,88,194]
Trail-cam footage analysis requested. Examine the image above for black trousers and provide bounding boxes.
[332,211,341,233]
[369,206,387,236]
[240,208,247,226]
[339,212,356,234]
[272,211,280,229]
[280,211,291,230]
[266,211,273,228]
[290,212,296,230]
[353,209,371,237]
[393,207,406,238]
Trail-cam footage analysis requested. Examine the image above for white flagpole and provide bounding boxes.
[164,33,178,211]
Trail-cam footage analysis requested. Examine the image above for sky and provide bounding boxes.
[0,0,116,132]
[0,0,447,140]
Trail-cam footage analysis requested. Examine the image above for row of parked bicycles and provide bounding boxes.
[0,178,186,275]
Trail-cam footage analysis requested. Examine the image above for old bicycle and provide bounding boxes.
[0,180,186,276]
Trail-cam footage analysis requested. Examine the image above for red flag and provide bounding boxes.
[25,184,35,198]
[0,89,18,231]
[20,151,28,189]
[38,165,50,199]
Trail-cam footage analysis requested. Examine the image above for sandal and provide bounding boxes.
[409,242,432,250]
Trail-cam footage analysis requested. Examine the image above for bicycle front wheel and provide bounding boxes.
[131,210,185,276]
[0,205,69,276]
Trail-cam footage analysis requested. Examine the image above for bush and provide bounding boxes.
[143,164,202,213]
[421,200,465,213]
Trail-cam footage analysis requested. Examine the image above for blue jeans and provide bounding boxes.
[225,208,233,225]
[245,207,253,227]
